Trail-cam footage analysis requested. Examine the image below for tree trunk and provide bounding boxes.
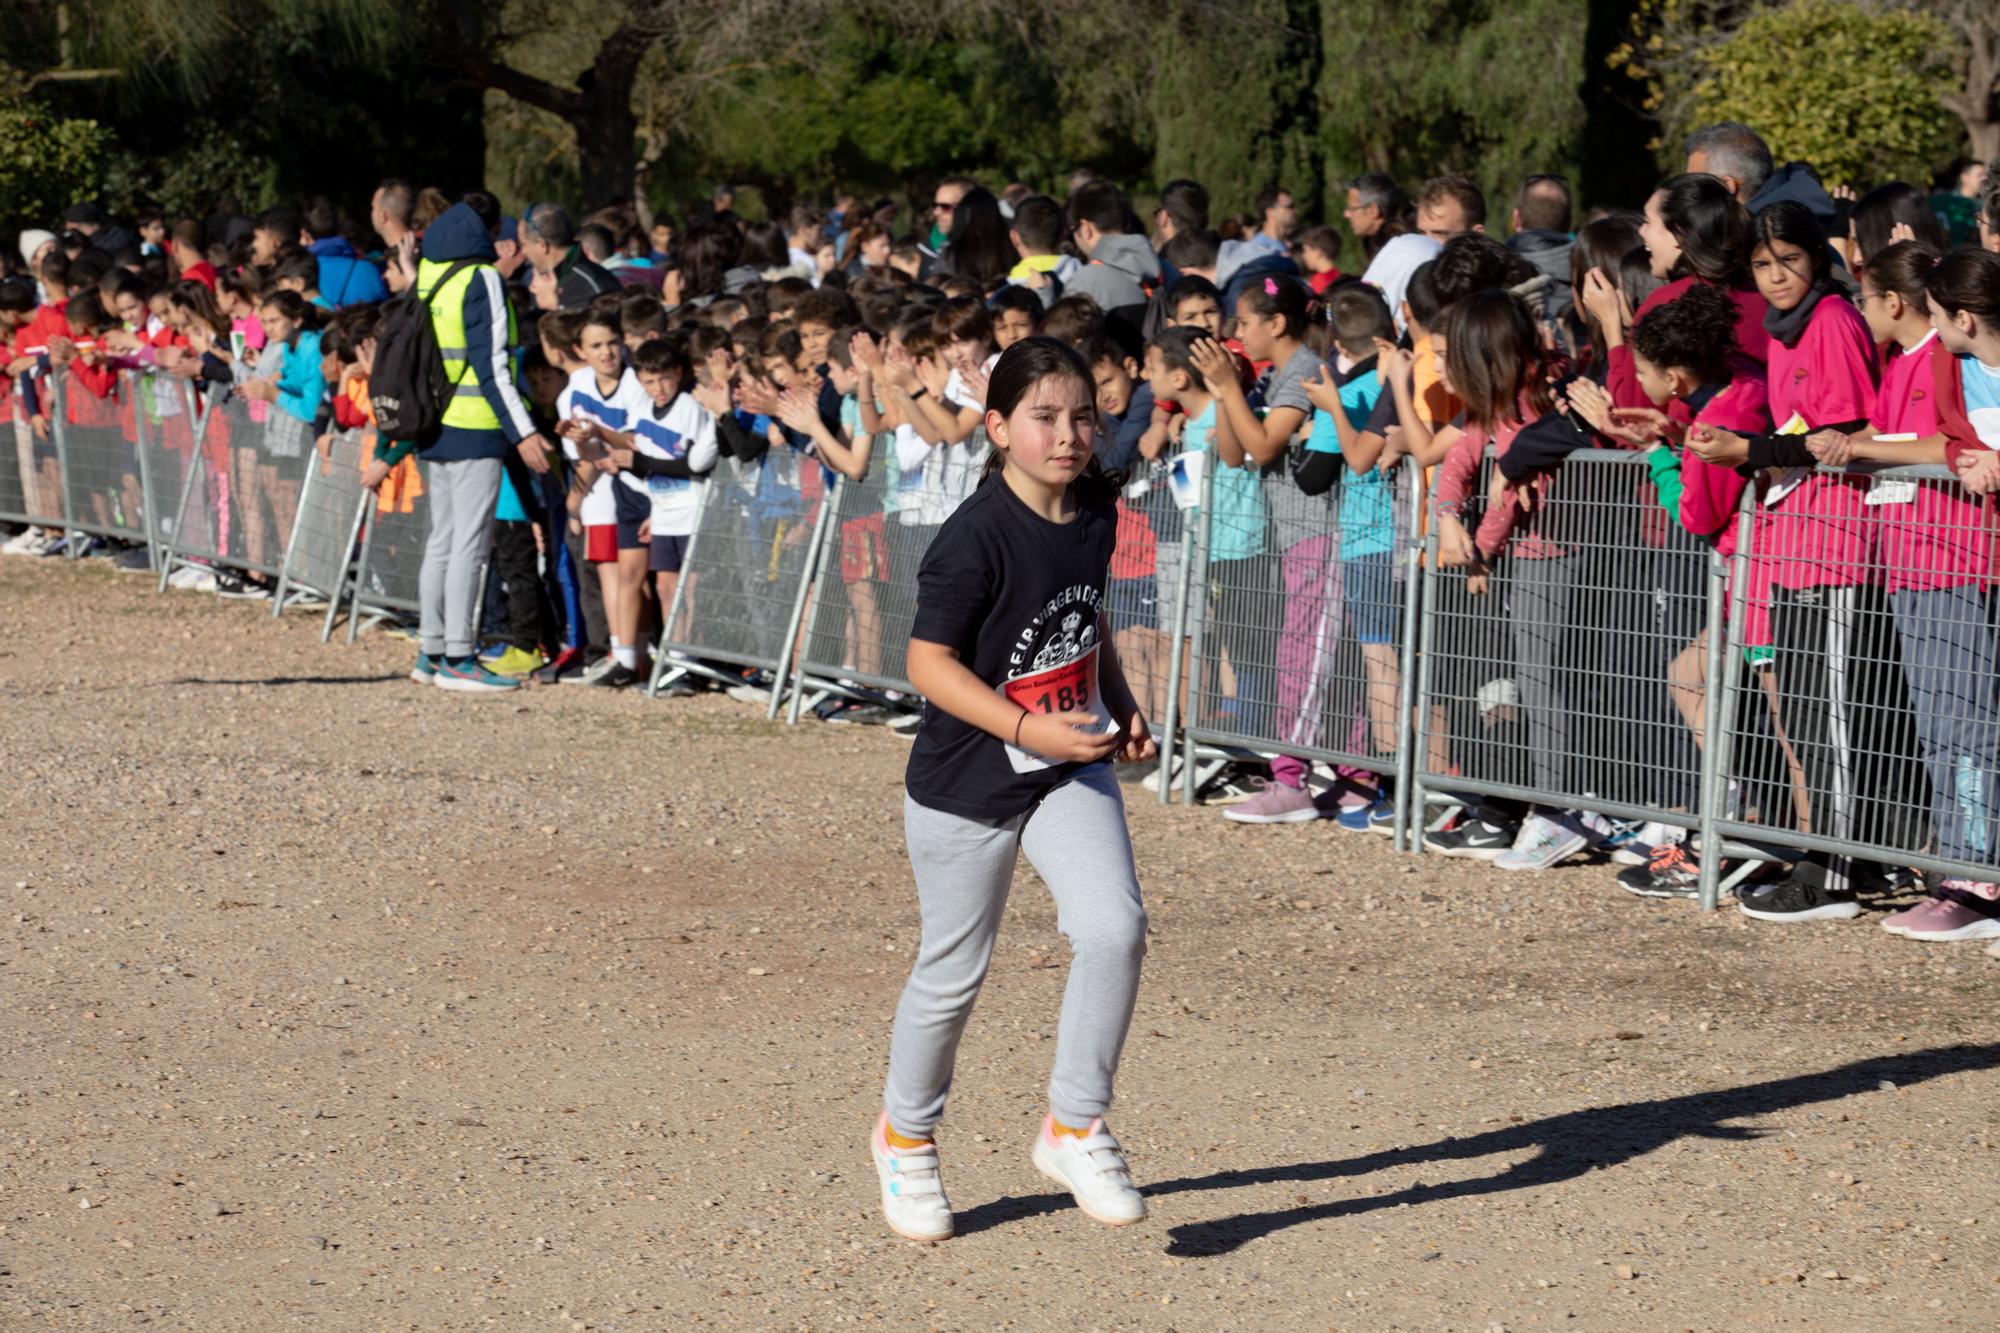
[573,82,639,209]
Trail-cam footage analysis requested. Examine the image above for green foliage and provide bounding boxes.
[0,95,115,237]
[1688,0,1959,186]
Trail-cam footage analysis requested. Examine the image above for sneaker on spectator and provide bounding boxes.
[1606,820,1679,867]
[871,1112,953,1243]
[1901,888,2000,942]
[112,546,153,573]
[38,534,67,557]
[215,571,271,600]
[726,683,772,705]
[1616,843,1700,898]
[1,527,46,556]
[1031,1114,1146,1227]
[1737,867,1861,923]
[1139,754,1184,794]
[564,655,616,686]
[656,678,697,699]
[1494,811,1598,872]
[1880,896,1946,936]
[533,646,583,684]
[409,652,440,685]
[1334,797,1389,833]
[889,712,923,739]
[1200,764,1262,806]
[591,662,643,690]
[1223,779,1325,825]
[1366,799,1396,835]
[435,658,520,693]
[488,646,545,677]
[1423,815,1518,860]
[830,704,895,726]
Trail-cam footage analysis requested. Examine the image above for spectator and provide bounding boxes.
[301,195,387,309]
[370,179,416,253]
[938,186,1019,292]
[927,175,979,255]
[1343,172,1409,260]
[520,203,619,311]
[170,221,216,291]
[1415,175,1486,243]
[1066,182,1159,354]
[1683,120,1837,232]
[1508,174,1576,324]
[63,202,136,257]
[1248,186,1297,256]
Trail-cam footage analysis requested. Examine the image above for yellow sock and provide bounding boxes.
[1050,1118,1091,1139]
[884,1125,932,1150]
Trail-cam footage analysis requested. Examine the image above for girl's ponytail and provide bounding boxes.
[1862,240,1940,316]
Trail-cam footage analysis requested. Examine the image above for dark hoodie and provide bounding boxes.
[393,202,538,464]
[1747,163,1837,230]
[1508,229,1575,322]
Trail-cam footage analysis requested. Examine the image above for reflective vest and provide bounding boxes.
[417,257,511,432]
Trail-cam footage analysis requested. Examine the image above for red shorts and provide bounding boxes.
[839,512,889,585]
[585,523,619,563]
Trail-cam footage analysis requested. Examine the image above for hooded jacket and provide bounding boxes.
[1508,229,1575,322]
[399,202,537,464]
[1746,163,1838,231]
[309,235,388,309]
[1067,233,1158,350]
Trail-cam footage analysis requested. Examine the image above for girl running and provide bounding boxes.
[875,337,1156,1242]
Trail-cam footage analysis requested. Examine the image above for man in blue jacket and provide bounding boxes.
[360,201,552,692]
[303,196,388,309]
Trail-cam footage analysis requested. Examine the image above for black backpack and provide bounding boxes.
[369,257,477,440]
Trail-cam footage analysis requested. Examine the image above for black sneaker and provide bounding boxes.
[1423,818,1518,860]
[889,712,922,739]
[830,704,894,726]
[1737,873,1862,923]
[1617,843,1701,899]
[113,547,153,573]
[591,663,642,690]
[656,679,696,699]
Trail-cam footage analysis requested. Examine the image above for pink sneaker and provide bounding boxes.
[1903,894,2000,942]
[1880,897,1946,936]
[1221,779,1324,825]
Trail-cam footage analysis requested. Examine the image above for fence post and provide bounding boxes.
[783,499,845,724]
[1407,518,1445,856]
[345,504,381,645]
[645,476,714,698]
[129,372,162,570]
[769,477,838,722]
[1693,540,1730,909]
[156,391,213,593]
[269,436,323,617]
[1179,457,1216,807]
[1390,455,1424,853]
[1155,481,1193,804]
[48,372,78,557]
[322,490,371,644]
[1698,488,1760,911]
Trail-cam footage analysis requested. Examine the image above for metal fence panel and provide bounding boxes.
[1411,447,1717,829]
[1706,462,2000,889]
[656,446,830,678]
[136,374,199,566]
[158,387,315,581]
[1181,442,1417,781]
[275,426,370,611]
[787,434,990,706]
[52,368,149,545]
[347,443,430,629]
[0,403,35,525]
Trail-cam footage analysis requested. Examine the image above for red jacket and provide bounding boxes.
[1930,336,2000,579]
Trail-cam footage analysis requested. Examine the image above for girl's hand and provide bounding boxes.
[1374,339,1414,385]
[1113,710,1157,765]
[1466,568,1490,597]
[959,360,990,407]
[1438,513,1474,568]
[241,377,277,402]
[1607,405,1674,446]
[1188,337,1239,396]
[1302,362,1343,412]
[914,354,949,398]
[1379,426,1407,471]
[693,380,732,417]
[737,377,780,416]
[1018,711,1124,764]
[850,330,885,372]
[1805,428,1858,467]
[1580,266,1627,334]
[773,388,820,433]
[1956,449,2000,495]
[1686,424,1748,464]
[637,517,651,544]
[359,458,391,492]
[1562,376,1613,434]
[606,445,634,471]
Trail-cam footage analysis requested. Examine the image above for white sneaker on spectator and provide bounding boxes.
[871,1112,952,1242]
[725,683,771,705]
[1139,754,1184,794]
[1032,1114,1146,1226]
[1494,811,1592,871]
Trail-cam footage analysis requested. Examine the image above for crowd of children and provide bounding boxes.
[7,126,2000,953]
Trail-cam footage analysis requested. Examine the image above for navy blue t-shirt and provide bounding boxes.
[905,477,1118,820]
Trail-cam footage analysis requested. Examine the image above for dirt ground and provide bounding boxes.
[2,557,1998,1333]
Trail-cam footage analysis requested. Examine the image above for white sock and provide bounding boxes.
[613,644,638,670]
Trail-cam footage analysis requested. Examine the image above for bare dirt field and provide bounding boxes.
[2,556,1998,1332]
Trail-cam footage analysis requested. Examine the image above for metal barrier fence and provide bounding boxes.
[647,445,832,704]
[1177,449,1424,844]
[1705,462,2000,902]
[158,386,315,585]
[53,368,153,549]
[1406,448,1720,840]
[345,445,430,637]
[274,427,371,635]
[784,434,990,717]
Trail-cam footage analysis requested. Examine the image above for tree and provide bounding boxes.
[1927,0,2000,164]
[1689,0,1957,187]
[0,92,115,237]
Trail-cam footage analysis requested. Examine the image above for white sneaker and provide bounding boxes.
[1031,1114,1146,1227]
[1610,820,1681,867]
[1494,812,1590,872]
[1,529,43,555]
[725,683,771,705]
[871,1112,953,1242]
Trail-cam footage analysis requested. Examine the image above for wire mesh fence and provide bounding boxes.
[786,435,990,709]
[651,446,831,690]
[1706,462,2000,897]
[52,368,152,546]
[135,374,200,565]
[1410,446,1720,834]
[158,387,316,582]
[1,393,66,528]
[346,441,431,633]
[275,426,370,614]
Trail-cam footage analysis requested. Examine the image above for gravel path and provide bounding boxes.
[3,557,1997,1331]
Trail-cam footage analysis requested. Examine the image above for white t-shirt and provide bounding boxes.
[632,391,719,536]
[892,422,933,527]
[564,366,649,526]
[942,351,1001,412]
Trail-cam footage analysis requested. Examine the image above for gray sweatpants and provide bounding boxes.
[418,456,503,660]
[885,764,1148,1138]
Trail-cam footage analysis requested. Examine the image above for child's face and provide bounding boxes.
[1091,355,1137,416]
[827,360,860,395]
[1632,350,1677,408]
[1857,280,1903,346]
[1301,243,1332,273]
[991,372,1096,489]
[114,292,147,329]
[540,335,567,367]
[148,291,171,317]
[993,306,1035,349]
[1933,304,1979,356]
[651,223,672,253]
[940,333,989,372]
[860,235,891,267]
[637,366,683,405]
[1430,335,1453,394]
[139,219,166,245]
[577,322,623,380]
[767,358,796,390]
[796,320,834,366]
[1234,297,1279,359]
[257,303,296,344]
[1750,239,1814,313]
[321,349,342,382]
[1142,345,1181,402]
[1170,293,1222,338]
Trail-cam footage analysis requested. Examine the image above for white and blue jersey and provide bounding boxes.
[564,365,649,526]
[632,392,719,537]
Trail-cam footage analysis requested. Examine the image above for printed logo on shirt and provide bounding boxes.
[1792,366,1809,382]
[999,583,1111,774]
[634,417,688,493]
